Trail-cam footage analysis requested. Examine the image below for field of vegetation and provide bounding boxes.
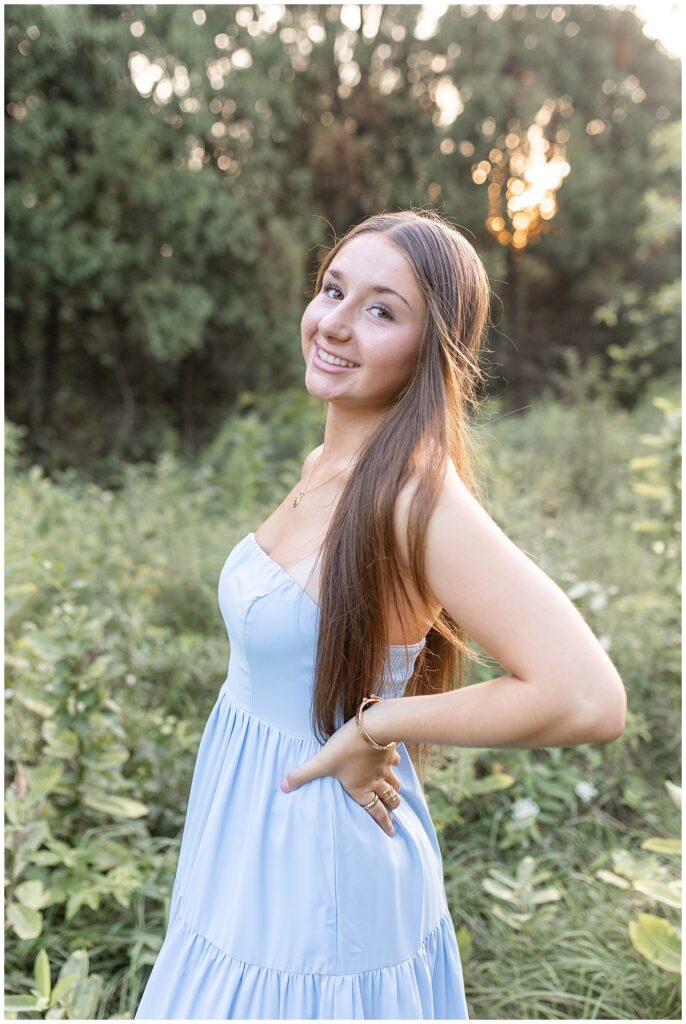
[5,358,680,1019]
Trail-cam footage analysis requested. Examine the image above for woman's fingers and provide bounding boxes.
[352,746,404,835]
[381,785,401,810]
[359,781,401,835]
[384,786,401,811]
[364,792,395,836]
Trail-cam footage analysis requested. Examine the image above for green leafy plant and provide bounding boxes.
[481,854,563,930]
[4,948,104,1020]
[5,762,59,941]
[424,746,515,836]
[595,781,681,974]
[545,346,619,509]
[629,396,681,573]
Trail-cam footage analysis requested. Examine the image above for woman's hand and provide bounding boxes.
[279,715,402,836]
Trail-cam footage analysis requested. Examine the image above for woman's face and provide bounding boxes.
[301,233,427,406]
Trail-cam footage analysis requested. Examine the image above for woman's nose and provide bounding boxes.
[319,310,353,340]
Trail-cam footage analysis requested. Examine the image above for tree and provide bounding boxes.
[5,4,680,467]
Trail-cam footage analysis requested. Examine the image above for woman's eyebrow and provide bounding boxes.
[327,267,411,310]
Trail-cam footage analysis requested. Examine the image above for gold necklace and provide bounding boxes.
[292,451,355,508]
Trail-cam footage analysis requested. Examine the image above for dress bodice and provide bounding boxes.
[217,532,426,742]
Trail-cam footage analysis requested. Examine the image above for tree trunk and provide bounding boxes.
[178,356,196,458]
[110,337,136,459]
[41,296,61,431]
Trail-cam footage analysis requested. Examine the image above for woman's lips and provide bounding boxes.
[313,345,360,373]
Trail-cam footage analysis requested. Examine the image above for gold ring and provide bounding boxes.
[382,788,395,802]
[363,793,379,809]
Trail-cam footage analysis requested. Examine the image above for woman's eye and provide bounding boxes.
[321,281,393,321]
[371,304,393,321]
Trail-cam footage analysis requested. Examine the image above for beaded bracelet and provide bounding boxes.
[355,694,397,751]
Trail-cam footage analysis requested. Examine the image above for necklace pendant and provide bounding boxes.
[293,490,304,508]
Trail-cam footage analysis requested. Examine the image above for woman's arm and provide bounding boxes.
[365,463,627,750]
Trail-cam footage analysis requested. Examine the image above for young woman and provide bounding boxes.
[135,209,626,1020]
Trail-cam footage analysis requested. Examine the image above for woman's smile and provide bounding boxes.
[313,344,360,373]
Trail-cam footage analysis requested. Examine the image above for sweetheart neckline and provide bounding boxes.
[246,532,426,653]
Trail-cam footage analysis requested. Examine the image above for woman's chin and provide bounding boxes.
[304,368,336,401]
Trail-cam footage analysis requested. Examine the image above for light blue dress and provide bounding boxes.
[135,531,469,1020]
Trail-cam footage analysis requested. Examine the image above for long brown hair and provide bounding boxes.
[307,209,492,785]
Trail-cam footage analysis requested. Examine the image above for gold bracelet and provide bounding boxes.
[356,694,397,751]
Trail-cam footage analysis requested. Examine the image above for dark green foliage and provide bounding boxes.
[5,5,680,469]
[594,121,681,405]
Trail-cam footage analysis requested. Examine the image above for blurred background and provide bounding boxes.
[4,3,681,1020]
